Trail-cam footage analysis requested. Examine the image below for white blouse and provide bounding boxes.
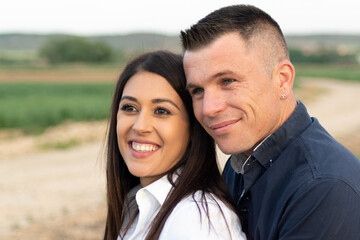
[118,175,247,240]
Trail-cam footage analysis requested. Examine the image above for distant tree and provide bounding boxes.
[289,47,357,64]
[39,37,114,64]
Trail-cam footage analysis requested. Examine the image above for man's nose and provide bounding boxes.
[202,90,226,117]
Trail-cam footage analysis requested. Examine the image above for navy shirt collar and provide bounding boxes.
[231,101,313,192]
[252,101,312,169]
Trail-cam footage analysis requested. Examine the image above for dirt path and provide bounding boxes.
[1,78,360,239]
[299,78,360,139]
[0,143,107,239]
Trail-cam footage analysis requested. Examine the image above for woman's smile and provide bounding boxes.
[130,141,160,153]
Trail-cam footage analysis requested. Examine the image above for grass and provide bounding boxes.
[1,62,359,135]
[295,63,360,82]
[0,61,122,73]
[0,82,114,134]
[40,139,81,150]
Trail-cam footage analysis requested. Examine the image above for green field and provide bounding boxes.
[0,82,114,134]
[1,63,359,135]
[295,64,360,82]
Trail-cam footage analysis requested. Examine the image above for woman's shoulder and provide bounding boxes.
[174,191,240,226]
[160,191,247,240]
[176,191,233,212]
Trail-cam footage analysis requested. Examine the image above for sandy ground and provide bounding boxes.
[1,78,360,239]
[0,143,107,239]
[0,123,109,239]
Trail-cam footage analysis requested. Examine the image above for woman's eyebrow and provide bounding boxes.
[152,98,180,110]
[120,96,137,102]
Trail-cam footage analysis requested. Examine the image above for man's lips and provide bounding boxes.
[208,119,240,134]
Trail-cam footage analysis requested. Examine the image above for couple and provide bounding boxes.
[103,5,360,240]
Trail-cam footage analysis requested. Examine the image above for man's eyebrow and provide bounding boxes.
[213,70,235,78]
[152,98,180,110]
[185,82,198,89]
[186,70,236,89]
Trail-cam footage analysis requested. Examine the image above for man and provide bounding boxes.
[181,4,360,240]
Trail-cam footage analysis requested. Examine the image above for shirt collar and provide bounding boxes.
[230,101,312,172]
[231,135,271,174]
[142,174,175,205]
[252,101,312,168]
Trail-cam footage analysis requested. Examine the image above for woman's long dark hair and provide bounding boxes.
[104,50,238,240]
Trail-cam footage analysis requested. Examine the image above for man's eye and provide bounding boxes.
[155,107,170,115]
[223,78,235,85]
[120,104,137,112]
[191,88,204,96]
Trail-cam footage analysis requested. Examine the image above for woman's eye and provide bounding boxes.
[155,107,170,115]
[120,104,137,112]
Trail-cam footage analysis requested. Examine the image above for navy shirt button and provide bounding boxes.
[241,207,249,214]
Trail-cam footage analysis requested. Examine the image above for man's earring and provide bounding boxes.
[281,94,286,99]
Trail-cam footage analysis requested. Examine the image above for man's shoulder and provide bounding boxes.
[291,117,360,193]
[298,117,359,169]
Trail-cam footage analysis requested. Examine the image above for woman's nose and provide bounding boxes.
[132,111,152,134]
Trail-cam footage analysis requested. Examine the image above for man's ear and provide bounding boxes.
[276,60,295,97]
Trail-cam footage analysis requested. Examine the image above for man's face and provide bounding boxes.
[184,32,283,155]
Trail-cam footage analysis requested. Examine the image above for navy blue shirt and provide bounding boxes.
[223,102,360,240]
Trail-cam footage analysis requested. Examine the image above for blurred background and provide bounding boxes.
[0,0,359,239]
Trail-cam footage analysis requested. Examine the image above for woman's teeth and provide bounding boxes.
[132,142,159,152]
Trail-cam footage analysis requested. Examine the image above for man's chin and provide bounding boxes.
[215,140,250,155]
[216,143,238,155]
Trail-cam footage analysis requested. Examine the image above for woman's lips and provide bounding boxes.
[131,141,159,152]
[128,141,160,158]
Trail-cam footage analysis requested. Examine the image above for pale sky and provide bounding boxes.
[1,0,359,36]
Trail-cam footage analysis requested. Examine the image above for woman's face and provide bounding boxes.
[117,71,190,186]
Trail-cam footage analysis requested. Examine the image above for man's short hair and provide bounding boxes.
[180,4,289,64]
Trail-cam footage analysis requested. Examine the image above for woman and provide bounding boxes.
[104,50,246,240]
